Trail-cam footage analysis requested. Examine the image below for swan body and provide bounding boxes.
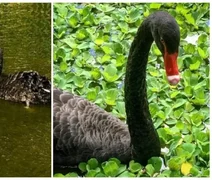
[54,89,131,166]
[53,11,180,167]
[0,48,51,106]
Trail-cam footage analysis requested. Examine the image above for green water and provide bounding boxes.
[0,3,51,177]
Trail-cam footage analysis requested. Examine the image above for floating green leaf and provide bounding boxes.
[65,172,78,177]
[148,157,162,172]
[150,3,162,9]
[104,89,119,106]
[102,64,119,82]
[54,3,210,177]
[54,173,65,177]
[173,99,186,109]
[129,160,142,173]
[145,164,155,176]
[87,158,99,169]
[79,162,87,172]
[102,161,119,177]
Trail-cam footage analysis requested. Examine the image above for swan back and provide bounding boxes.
[53,88,131,166]
[0,71,51,105]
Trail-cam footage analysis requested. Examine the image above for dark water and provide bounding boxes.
[0,3,51,177]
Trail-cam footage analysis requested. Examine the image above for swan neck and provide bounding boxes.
[124,19,160,164]
[125,22,153,125]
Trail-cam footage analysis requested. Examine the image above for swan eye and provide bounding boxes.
[160,38,166,49]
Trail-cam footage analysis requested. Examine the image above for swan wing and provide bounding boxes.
[53,88,131,166]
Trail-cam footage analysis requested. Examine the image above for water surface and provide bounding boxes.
[0,3,51,177]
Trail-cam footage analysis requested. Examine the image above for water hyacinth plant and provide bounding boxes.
[53,3,209,177]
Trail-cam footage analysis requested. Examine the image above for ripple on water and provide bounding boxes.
[0,3,51,177]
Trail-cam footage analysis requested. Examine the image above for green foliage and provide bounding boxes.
[54,3,209,177]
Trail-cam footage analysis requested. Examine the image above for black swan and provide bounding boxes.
[53,11,180,167]
[0,48,51,106]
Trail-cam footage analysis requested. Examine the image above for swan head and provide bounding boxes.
[151,11,180,85]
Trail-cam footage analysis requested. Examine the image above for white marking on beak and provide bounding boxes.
[167,75,180,85]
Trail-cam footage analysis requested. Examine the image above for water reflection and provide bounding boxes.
[0,3,51,177]
[0,3,51,77]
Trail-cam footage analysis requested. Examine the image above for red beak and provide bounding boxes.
[164,52,180,85]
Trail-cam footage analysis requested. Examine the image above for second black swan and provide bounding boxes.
[53,11,180,167]
[0,48,51,106]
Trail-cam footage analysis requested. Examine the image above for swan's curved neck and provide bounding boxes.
[125,20,152,124]
[124,19,160,164]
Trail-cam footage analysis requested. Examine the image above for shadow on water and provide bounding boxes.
[0,3,51,177]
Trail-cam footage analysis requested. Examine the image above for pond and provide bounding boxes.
[0,3,51,177]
